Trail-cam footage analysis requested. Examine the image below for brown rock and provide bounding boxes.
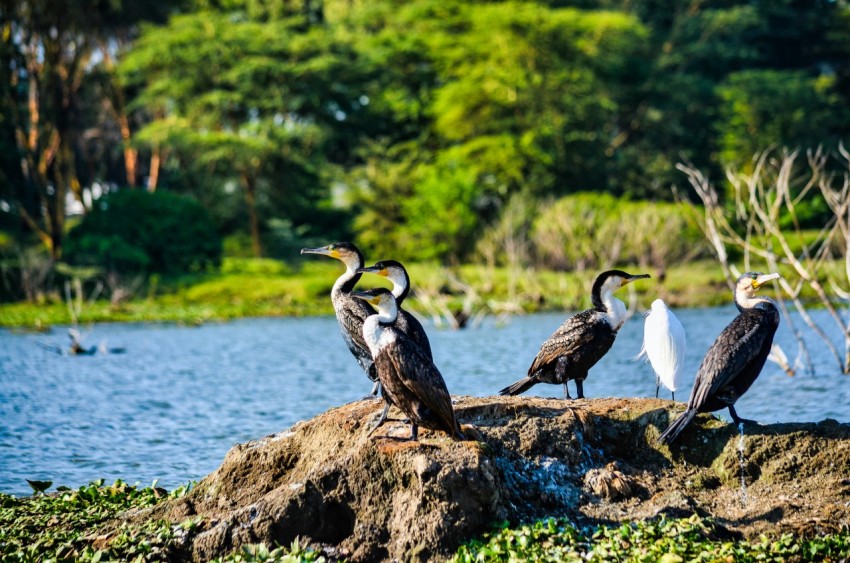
[122,397,850,561]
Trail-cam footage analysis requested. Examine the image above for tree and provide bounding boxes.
[64,189,221,275]
[120,10,376,256]
[347,1,649,262]
[0,0,178,258]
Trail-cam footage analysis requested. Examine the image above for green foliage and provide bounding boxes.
[0,479,193,562]
[530,193,707,271]
[64,190,222,275]
[452,515,850,562]
[0,477,324,563]
[717,70,847,168]
[119,8,377,254]
[212,540,326,562]
[6,0,850,265]
[3,255,845,328]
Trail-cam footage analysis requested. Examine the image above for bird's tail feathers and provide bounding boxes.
[657,408,697,445]
[499,377,536,396]
[633,340,648,362]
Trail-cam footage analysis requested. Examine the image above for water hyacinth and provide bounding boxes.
[451,515,850,562]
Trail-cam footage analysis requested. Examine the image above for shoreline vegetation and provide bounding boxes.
[0,256,796,330]
[2,480,849,562]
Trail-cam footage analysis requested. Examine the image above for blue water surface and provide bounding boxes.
[1,306,848,496]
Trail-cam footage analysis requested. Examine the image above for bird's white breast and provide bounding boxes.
[362,316,398,358]
[603,296,628,331]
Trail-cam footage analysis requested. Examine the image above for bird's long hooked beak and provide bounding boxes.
[301,245,337,258]
[351,291,380,306]
[357,266,387,276]
[623,273,651,286]
[753,272,781,289]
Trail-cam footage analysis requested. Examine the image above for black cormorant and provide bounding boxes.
[500,269,651,399]
[352,288,464,441]
[658,272,781,445]
[357,260,432,360]
[300,242,379,394]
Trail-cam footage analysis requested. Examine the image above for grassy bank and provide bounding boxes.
[0,257,786,329]
[3,481,848,562]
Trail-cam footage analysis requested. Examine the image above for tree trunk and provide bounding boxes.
[242,174,263,257]
[147,147,162,192]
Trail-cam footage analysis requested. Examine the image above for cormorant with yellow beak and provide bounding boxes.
[300,242,379,394]
[501,270,651,399]
[658,272,781,444]
[353,288,464,441]
[357,260,432,360]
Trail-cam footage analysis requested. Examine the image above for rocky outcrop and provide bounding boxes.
[129,397,850,561]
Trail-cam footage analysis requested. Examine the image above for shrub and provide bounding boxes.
[530,193,708,272]
[64,190,222,275]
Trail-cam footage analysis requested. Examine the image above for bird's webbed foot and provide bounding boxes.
[367,402,391,436]
[728,405,757,426]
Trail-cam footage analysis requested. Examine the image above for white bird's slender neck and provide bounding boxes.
[387,269,408,301]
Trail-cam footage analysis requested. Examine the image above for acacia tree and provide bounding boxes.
[120,10,373,256]
[0,0,177,258]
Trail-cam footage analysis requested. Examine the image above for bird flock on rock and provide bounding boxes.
[301,242,782,445]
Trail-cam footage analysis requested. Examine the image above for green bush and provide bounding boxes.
[64,190,222,275]
[530,193,708,271]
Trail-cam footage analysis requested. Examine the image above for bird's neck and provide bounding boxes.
[391,281,408,304]
[376,305,398,326]
[333,257,363,294]
[362,311,397,356]
[387,271,410,304]
[599,290,628,330]
[735,294,776,312]
[361,316,382,356]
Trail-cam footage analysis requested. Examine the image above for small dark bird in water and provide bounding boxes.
[353,288,464,441]
[357,260,432,360]
[300,242,379,394]
[658,272,781,445]
[500,270,651,399]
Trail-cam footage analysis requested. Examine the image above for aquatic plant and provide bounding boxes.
[0,479,192,561]
[451,515,850,562]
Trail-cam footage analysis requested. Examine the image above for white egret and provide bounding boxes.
[636,298,686,401]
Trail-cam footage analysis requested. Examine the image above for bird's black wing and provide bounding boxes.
[337,295,377,377]
[397,309,433,361]
[689,309,775,409]
[377,333,456,433]
[528,309,612,375]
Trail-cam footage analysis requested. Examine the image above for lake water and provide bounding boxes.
[1,306,848,496]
